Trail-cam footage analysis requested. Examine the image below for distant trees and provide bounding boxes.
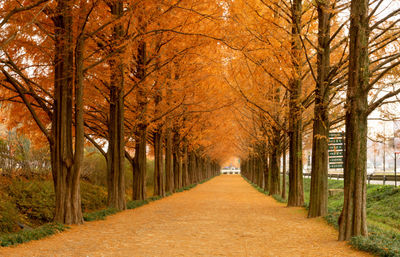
[2,0,400,242]
[0,0,226,225]
[230,0,400,241]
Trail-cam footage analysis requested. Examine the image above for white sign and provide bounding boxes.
[394,121,400,152]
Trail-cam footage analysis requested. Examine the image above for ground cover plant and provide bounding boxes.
[0,174,217,247]
[0,223,67,247]
[245,175,400,257]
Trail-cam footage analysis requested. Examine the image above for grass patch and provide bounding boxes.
[174,176,218,193]
[272,194,286,203]
[244,175,400,257]
[2,179,108,230]
[0,175,218,247]
[83,208,119,221]
[175,184,197,192]
[0,192,25,234]
[242,175,269,195]
[305,179,400,257]
[351,225,400,257]
[0,223,67,247]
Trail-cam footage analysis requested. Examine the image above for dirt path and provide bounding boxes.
[0,175,371,257]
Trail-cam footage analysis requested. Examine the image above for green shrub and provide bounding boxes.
[303,178,400,257]
[80,182,107,212]
[147,196,161,202]
[351,225,400,257]
[367,186,400,230]
[0,223,67,247]
[126,200,149,209]
[83,208,119,221]
[245,176,400,256]
[81,149,107,186]
[6,180,54,224]
[183,184,196,190]
[0,174,210,244]
[0,193,24,233]
[146,160,155,187]
[272,194,286,203]
[5,179,108,224]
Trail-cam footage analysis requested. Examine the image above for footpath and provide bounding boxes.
[0,175,371,256]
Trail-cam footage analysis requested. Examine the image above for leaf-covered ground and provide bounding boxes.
[0,176,370,257]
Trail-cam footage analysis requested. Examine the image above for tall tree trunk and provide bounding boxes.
[172,130,182,190]
[132,126,147,200]
[251,156,256,183]
[105,0,126,210]
[263,155,269,192]
[52,0,83,224]
[308,0,330,218]
[182,143,189,188]
[188,150,195,184]
[259,157,264,188]
[282,138,287,199]
[107,86,126,209]
[132,39,147,201]
[269,128,281,195]
[152,51,164,197]
[153,128,165,197]
[288,0,304,207]
[165,128,174,193]
[338,0,369,241]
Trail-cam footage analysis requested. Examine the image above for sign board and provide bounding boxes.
[329,157,343,162]
[329,132,343,137]
[329,151,343,156]
[394,121,400,153]
[328,131,344,170]
[329,145,343,150]
[330,163,343,169]
[329,138,343,144]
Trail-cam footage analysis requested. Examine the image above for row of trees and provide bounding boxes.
[2,0,400,242]
[230,0,400,241]
[0,0,230,224]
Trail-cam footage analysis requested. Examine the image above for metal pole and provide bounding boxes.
[342,131,345,174]
[395,152,397,187]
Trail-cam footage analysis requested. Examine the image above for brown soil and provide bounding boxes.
[0,175,371,256]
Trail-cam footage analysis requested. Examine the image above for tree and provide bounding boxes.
[0,0,88,224]
[338,0,400,240]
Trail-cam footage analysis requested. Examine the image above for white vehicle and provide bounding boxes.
[221,167,241,175]
[367,167,375,175]
[367,163,375,175]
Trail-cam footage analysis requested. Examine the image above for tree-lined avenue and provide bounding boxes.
[0,176,372,257]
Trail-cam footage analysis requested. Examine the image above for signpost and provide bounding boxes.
[328,132,345,172]
[394,121,400,187]
[395,152,398,187]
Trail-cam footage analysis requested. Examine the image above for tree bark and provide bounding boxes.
[281,138,287,199]
[338,0,369,241]
[51,0,83,224]
[188,150,196,184]
[269,128,281,195]
[308,0,330,218]
[263,155,269,192]
[288,0,304,207]
[105,0,126,210]
[132,38,148,201]
[182,143,190,188]
[165,128,174,193]
[172,130,182,190]
[132,126,147,200]
[153,128,165,197]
